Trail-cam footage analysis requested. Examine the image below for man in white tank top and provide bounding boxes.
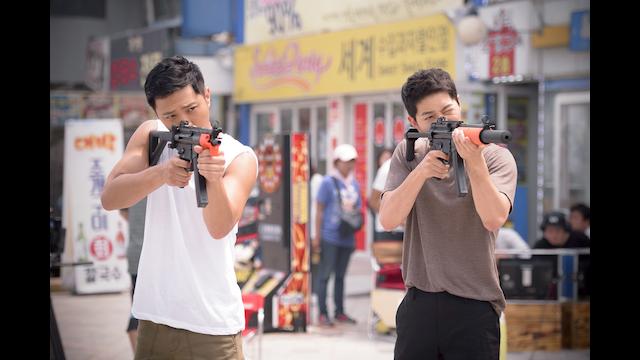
[101,56,258,360]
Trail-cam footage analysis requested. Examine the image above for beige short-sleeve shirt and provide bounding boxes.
[384,138,517,314]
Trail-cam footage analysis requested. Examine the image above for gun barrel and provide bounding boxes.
[460,128,512,145]
[479,129,512,144]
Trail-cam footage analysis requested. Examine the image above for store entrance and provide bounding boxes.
[351,95,408,252]
[252,102,329,175]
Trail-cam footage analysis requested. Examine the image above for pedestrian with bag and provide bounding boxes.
[312,144,363,327]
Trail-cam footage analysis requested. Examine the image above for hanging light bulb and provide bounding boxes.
[457,9,488,46]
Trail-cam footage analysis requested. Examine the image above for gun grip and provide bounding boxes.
[406,138,416,161]
[451,146,468,197]
[177,152,193,189]
[192,156,209,208]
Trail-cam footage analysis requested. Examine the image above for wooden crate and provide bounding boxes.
[562,302,590,349]
[372,241,402,264]
[504,303,562,351]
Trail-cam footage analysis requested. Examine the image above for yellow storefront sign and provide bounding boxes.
[234,13,455,103]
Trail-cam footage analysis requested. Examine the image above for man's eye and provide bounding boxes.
[188,106,197,112]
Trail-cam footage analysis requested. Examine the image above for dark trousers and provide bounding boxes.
[317,241,354,316]
[394,288,500,360]
[127,274,139,332]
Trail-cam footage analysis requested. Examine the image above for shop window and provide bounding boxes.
[280,109,293,132]
[299,108,311,133]
[316,107,328,175]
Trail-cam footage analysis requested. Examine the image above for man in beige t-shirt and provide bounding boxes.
[379,68,517,360]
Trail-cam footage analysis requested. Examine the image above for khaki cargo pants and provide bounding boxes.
[134,320,244,360]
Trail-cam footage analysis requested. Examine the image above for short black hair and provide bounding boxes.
[401,68,459,119]
[144,55,206,110]
[570,203,590,221]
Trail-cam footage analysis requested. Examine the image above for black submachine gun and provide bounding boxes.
[149,121,222,207]
[405,116,512,197]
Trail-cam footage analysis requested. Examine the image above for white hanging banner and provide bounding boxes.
[62,119,129,294]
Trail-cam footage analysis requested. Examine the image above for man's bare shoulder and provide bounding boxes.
[126,119,159,149]
[137,119,159,136]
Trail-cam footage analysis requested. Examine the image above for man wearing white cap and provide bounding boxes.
[313,144,363,327]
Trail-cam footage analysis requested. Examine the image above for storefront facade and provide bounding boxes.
[235,12,456,250]
[234,0,590,248]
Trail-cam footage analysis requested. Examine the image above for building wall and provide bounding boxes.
[538,0,590,78]
[540,48,589,78]
[50,0,147,85]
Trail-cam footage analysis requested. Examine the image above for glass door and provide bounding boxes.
[252,107,279,147]
[498,84,537,243]
[252,102,328,175]
[552,92,590,210]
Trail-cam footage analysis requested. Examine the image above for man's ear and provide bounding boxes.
[407,115,418,128]
[204,87,211,107]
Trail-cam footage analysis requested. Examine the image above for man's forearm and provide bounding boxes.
[467,160,510,232]
[202,179,235,239]
[379,169,426,230]
[101,166,165,210]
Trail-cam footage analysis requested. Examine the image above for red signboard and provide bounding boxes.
[393,117,405,145]
[487,11,519,77]
[90,235,113,261]
[354,103,368,251]
[374,118,385,146]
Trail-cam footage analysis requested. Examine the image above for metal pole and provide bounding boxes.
[536,77,546,242]
[257,308,264,360]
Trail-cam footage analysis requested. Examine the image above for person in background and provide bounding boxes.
[377,148,393,168]
[569,203,590,239]
[310,165,324,295]
[368,149,404,264]
[495,219,530,259]
[313,144,362,327]
[533,211,590,249]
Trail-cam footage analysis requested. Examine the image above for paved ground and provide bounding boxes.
[51,252,590,359]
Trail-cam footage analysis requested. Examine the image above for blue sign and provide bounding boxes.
[511,186,528,242]
[182,0,232,38]
[570,10,590,51]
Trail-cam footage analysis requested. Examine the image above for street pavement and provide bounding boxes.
[51,252,589,360]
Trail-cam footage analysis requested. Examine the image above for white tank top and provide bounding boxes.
[132,120,258,335]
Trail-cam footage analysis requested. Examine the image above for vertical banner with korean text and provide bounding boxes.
[353,104,368,251]
[277,132,311,331]
[63,119,129,294]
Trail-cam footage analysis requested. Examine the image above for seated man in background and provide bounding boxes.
[533,211,590,249]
